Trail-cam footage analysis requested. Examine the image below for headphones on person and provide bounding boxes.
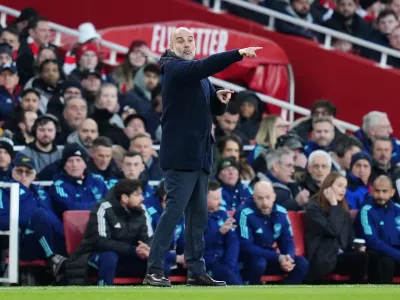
[31,113,62,138]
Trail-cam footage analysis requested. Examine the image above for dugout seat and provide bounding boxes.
[62,210,186,284]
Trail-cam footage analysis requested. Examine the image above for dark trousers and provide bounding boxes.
[206,261,243,285]
[20,208,66,261]
[367,251,400,284]
[242,255,308,285]
[88,251,147,285]
[147,169,208,277]
[333,251,368,283]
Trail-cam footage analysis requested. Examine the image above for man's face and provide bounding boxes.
[312,107,333,119]
[312,121,334,147]
[169,28,196,60]
[379,15,398,35]
[1,31,20,52]
[0,70,19,90]
[390,0,400,17]
[23,111,38,134]
[130,137,152,162]
[125,118,146,140]
[292,0,311,17]
[63,87,82,100]
[81,75,101,93]
[12,166,35,188]
[36,121,56,147]
[273,154,295,183]
[370,117,393,138]
[207,188,222,213]
[41,62,60,86]
[122,188,144,210]
[21,92,40,112]
[351,159,371,184]
[308,155,331,185]
[78,120,99,148]
[373,140,393,166]
[98,86,118,113]
[253,183,276,216]
[92,146,113,171]
[63,98,87,130]
[390,27,400,49]
[143,72,159,91]
[30,21,51,46]
[373,179,395,206]
[0,53,12,66]
[342,146,361,170]
[217,113,239,134]
[80,51,98,70]
[0,148,11,170]
[337,0,357,18]
[122,155,145,180]
[64,156,86,178]
[218,166,239,186]
[221,140,240,161]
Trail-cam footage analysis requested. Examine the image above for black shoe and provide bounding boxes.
[143,273,171,287]
[50,254,67,277]
[187,274,226,286]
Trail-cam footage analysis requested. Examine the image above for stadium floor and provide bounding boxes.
[0,285,400,300]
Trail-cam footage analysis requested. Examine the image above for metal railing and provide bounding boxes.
[206,0,400,69]
[0,4,359,136]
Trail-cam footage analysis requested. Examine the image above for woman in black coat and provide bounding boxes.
[304,172,369,283]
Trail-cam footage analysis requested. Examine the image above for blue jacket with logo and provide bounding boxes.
[204,207,240,269]
[234,200,295,262]
[359,200,400,262]
[248,144,267,165]
[0,181,53,230]
[220,182,253,211]
[0,86,18,121]
[144,195,184,265]
[345,172,369,210]
[49,171,108,219]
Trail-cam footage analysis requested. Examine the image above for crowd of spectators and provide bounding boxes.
[0,7,399,286]
[193,0,400,66]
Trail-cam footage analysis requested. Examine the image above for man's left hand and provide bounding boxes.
[216,89,234,104]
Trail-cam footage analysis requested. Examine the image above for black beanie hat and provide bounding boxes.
[350,151,373,171]
[216,156,240,176]
[61,143,88,167]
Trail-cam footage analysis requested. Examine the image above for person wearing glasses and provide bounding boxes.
[298,150,332,198]
[0,153,67,278]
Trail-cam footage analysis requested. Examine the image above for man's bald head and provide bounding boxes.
[169,27,196,60]
[253,180,276,215]
[372,175,395,206]
[78,118,99,148]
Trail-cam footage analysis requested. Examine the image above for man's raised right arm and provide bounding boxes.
[167,47,261,82]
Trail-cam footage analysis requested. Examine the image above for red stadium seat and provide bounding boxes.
[349,210,358,221]
[288,211,305,256]
[63,210,145,285]
[5,257,47,267]
[260,275,284,282]
[169,275,187,283]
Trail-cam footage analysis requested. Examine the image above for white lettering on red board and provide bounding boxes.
[151,24,229,56]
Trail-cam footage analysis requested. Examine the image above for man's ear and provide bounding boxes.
[121,194,128,205]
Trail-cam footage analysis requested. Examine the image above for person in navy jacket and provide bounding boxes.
[359,175,400,283]
[216,156,253,211]
[49,143,108,219]
[204,180,242,285]
[0,153,67,277]
[0,63,20,121]
[145,26,262,287]
[304,117,335,157]
[235,181,308,285]
[345,152,372,209]
[144,181,185,276]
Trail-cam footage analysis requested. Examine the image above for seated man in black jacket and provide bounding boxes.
[265,148,310,211]
[66,179,153,286]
